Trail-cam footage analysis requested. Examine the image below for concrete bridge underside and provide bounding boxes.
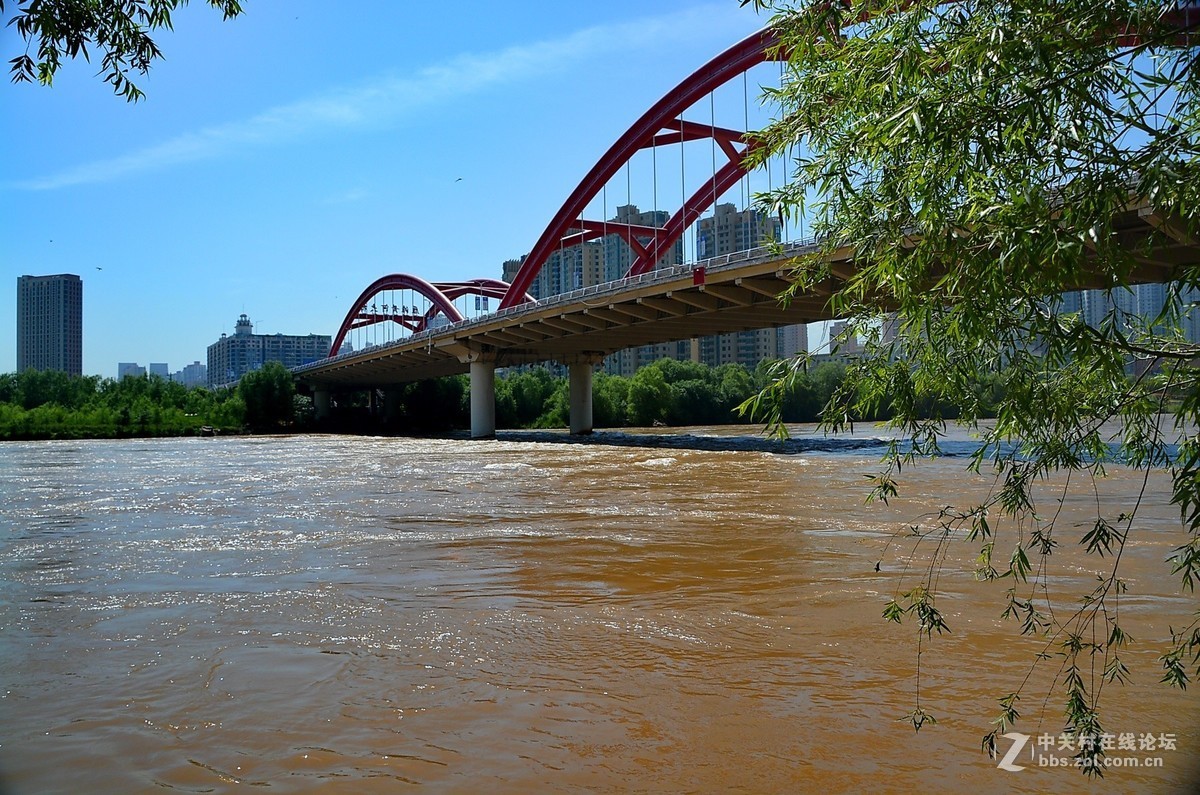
[294,200,1199,438]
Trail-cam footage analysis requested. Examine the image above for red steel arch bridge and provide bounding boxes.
[295,11,1200,437]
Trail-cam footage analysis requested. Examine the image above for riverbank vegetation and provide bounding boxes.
[1,357,1009,440]
[325,357,1008,434]
[0,361,306,440]
[373,359,789,432]
[0,369,244,440]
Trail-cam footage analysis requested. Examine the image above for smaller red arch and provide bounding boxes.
[329,276,534,356]
[330,273,465,356]
[418,280,534,331]
[434,279,527,303]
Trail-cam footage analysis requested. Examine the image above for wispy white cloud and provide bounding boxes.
[321,187,369,206]
[11,3,752,191]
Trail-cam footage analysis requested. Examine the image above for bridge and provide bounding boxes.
[294,17,1200,438]
[296,240,815,436]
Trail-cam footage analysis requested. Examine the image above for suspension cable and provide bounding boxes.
[743,69,750,220]
[710,89,718,260]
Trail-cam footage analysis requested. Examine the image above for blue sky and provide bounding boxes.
[1,1,785,377]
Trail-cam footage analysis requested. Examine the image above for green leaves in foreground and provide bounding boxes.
[883,587,951,638]
[744,0,1200,770]
[3,0,244,101]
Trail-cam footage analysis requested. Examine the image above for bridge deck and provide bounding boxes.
[294,199,1197,389]
[294,240,830,387]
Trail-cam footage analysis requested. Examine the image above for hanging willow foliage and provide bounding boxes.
[740,0,1200,774]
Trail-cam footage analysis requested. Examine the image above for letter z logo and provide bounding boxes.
[997,732,1030,772]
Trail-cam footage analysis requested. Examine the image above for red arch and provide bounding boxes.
[499,28,782,309]
[630,150,764,276]
[498,5,1200,309]
[330,276,534,356]
[329,8,1199,346]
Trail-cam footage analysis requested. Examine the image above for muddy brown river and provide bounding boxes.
[2,428,1197,793]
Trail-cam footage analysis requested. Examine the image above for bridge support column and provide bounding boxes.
[469,360,496,439]
[568,362,594,435]
[560,354,603,436]
[314,389,332,421]
[383,389,402,424]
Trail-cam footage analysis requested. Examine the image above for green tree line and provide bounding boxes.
[0,361,302,440]
[0,368,243,439]
[2,357,1012,440]
[373,359,831,433]
[373,357,1009,433]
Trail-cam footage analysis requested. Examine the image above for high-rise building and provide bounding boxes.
[1181,287,1200,344]
[697,203,779,260]
[149,363,169,378]
[1060,283,1200,344]
[526,242,606,301]
[206,314,331,388]
[501,206,685,375]
[502,256,527,293]
[118,362,147,379]
[691,204,807,370]
[16,274,83,376]
[172,361,209,388]
[601,205,681,282]
[827,320,862,355]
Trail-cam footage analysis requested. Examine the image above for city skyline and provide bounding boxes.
[0,1,769,378]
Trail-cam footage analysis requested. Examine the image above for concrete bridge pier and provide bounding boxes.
[469,360,496,439]
[383,389,402,425]
[314,389,332,421]
[441,343,498,439]
[562,354,604,436]
[568,363,593,435]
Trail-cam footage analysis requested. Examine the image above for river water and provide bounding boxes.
[1,429,1197,793]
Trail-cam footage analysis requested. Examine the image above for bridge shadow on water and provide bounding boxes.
[480,428,988,458]
[479,429,1149,461]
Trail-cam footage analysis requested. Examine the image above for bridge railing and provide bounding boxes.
[294,237,819,374]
